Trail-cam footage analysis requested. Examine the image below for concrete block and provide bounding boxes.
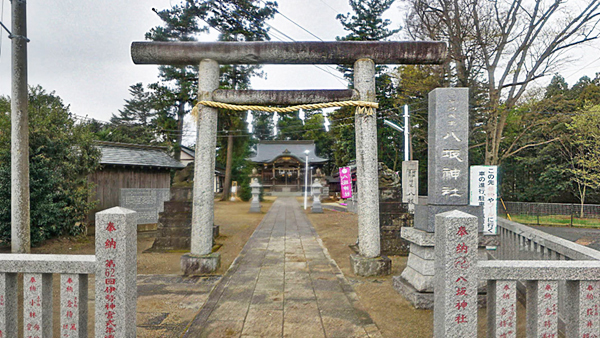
[181,252,221,275]
[349,254,391,277]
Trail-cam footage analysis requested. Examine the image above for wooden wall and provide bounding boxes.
[88,166,171,223]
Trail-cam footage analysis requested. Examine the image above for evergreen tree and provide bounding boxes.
[142,0,277,200]
[331,0,401,170]
[0,87,101,244]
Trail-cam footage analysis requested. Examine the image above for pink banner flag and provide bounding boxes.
[339,167,353,199]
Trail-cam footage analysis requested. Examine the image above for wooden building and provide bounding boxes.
[249,140,327,193]
[88,142,185,222]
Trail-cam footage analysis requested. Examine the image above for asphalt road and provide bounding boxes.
[529,225,600,252]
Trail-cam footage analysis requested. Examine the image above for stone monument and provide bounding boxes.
[249,168,262,213]
[393,88,486,309]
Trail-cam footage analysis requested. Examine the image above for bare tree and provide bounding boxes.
[404,0,600,164]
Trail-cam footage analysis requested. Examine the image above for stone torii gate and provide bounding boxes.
[131,41,447,276]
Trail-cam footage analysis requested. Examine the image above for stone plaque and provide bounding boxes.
[120,188,170,224]
[428,88,469,206]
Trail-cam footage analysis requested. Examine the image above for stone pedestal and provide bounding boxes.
[311,180,323,213]
[249,180,262,213]
[181,253,221,275]
[350,254,391,277]
[393,227,496,309]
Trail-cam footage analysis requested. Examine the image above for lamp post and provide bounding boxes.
[304,150,310,210]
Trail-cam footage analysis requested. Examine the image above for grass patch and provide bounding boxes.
[502,214,600,228]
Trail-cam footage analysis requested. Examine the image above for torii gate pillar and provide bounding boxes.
[350,59,391,276]
[180,59,222,275]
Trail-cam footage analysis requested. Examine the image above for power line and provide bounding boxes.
[259,0,323,41]
[315,0,339,14]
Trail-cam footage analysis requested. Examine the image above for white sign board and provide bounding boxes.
[470,166,498,235]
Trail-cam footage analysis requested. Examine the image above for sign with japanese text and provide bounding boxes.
[402,161,419,213]
[470,166,498,235]
[339,167,353,199]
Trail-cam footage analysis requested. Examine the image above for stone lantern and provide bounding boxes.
[249,168,262,213]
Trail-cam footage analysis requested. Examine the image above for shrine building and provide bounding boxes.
[249,140,327,193]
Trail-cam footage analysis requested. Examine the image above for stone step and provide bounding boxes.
[162,201,192,214]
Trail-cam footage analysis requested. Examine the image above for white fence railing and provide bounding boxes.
[0,207,137,338]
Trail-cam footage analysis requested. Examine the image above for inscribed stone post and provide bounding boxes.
[60,274,87,338]
[565,280,600,338]
[95,207,137,338]
[23,273,52,338]
[526,280,558,338]
[433,210,477,338]
[487,280,517,338]
[0,273,17,338]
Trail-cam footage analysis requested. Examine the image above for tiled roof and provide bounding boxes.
[97,142,185,169]
[249,140,328,164]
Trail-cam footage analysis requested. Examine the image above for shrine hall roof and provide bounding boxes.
[249,140,328,164]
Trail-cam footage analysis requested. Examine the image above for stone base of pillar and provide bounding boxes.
[181,252,221,275]
[350,254,391,277]
[249,201,261,213]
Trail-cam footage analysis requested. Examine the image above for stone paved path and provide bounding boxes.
[182,197,382,338]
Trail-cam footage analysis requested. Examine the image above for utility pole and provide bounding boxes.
[11,0,30,253]
[403,104,410,161]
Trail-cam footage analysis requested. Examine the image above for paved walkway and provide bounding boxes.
[182,197,381,338]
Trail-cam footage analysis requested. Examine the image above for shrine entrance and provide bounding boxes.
[131,40,447,276]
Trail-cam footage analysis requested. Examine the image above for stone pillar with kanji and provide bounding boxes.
[95,207,137,338]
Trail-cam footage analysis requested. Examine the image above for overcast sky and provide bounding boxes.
[0,0,599,145]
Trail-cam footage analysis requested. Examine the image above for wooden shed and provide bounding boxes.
[88,141,185,223]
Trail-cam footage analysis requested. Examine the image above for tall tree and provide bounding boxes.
[404,0,600,165]
[0,86,100,244]
[147,0,277,200]
[332,0,401,170]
